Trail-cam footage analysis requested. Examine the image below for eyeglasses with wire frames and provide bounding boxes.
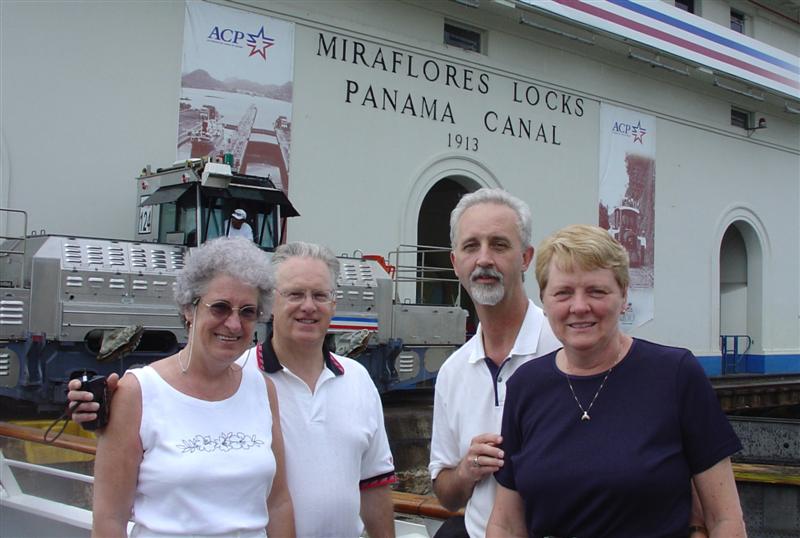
[277,289,336,305]
[200,300,261,322]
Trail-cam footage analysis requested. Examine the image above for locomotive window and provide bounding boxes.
[197,192,229,242]
[255,208,277,250]
[206,205,227,240]
[201,191,276,249]
[203,202,255,242]
[158,202,197,245]
[158,203,177,242]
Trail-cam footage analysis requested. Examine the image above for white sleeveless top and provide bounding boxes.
[128,364,275,537]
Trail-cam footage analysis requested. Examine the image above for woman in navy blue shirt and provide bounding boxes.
[488,224,745,538]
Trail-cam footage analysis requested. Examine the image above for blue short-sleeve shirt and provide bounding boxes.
[495,338,741,538]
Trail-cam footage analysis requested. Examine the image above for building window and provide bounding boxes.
[730,107,750,129]
[730,10,745,33]
[675,0,695,13]
[444,22,482,53]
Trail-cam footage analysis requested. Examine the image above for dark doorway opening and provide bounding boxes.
[416,177,478,335]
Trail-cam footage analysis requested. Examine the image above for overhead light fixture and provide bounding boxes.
[452,0,480,7]
[713,78,764,102]
[785,102,800,115]
[520,16,594,45]
[628,50,689,76]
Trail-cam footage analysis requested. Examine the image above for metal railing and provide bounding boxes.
[387,244,462,306]
[720,334,752,374]
[0,421,455,536]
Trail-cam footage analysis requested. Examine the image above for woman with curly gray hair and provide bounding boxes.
[91,238,295,538]
[173,237,275,328]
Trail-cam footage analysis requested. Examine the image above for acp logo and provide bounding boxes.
[207,25,275,61]
[611,120,647,144]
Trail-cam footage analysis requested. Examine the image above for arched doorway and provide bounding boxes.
[719,221,763,373]
[416,176,478,333]
[402,155,499,335]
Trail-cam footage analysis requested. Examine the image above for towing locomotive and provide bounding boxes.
[0,160,466,411]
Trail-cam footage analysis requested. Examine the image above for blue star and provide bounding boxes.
[247,27,275,60]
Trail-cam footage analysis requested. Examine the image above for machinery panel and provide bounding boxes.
[391,304,467,346]
[0,346,20,388]
[0,289,29,340]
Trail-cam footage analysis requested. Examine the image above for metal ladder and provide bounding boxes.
[720,334,752,374]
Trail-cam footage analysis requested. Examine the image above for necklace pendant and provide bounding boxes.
[581,411,591,421]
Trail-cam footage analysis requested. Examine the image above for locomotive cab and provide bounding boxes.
[136,160,298,250]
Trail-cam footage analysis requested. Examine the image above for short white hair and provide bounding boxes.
[449,188,532,249]
[271,241,340,287]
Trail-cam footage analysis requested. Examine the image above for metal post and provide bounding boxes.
[0,208,27,286]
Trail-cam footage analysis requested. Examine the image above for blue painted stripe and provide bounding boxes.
[332,316,379,323]
[696,356,722,376]
[696,354,800,376]
[609,0,799,75]
[744,354,800,374]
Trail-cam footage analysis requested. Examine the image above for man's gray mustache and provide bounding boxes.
[470,268,503,282]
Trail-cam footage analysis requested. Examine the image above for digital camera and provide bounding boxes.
[79,374,109,431]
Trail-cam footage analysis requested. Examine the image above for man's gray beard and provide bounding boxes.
[469,282,505,306]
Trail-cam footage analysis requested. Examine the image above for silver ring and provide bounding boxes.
[473,455,480,467]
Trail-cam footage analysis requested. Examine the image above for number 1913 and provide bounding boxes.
[448,133,479,152]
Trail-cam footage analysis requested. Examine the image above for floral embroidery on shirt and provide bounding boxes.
[177,432,264,453]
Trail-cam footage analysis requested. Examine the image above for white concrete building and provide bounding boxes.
[2,0,799,374]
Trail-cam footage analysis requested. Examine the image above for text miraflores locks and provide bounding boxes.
[317,33,490,94]
[317,32,585,145]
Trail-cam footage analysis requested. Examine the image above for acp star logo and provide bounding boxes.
[630,121,647,144]
[611,120,647,144]
[247,27,275,60]
[207,25,276,61]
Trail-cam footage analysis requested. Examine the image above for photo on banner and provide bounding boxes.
[598,103,655,330]
[177,0,295,193]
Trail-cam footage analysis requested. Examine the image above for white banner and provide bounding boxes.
[178,0,295,192]
[598,103,655,330]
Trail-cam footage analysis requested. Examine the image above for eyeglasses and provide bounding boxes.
[202,301,261,322]
[277,289,336,304]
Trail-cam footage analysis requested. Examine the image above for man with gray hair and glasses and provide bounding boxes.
[68,241,396,538]
[428,188,561,538]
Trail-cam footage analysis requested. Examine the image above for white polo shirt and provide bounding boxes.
[429,299,561,538]
[242,335,395,538]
